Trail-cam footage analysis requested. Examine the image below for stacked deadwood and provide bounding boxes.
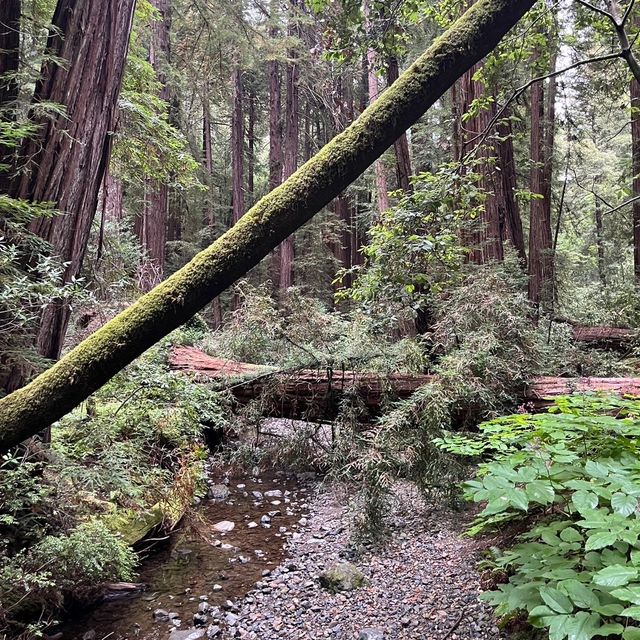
[571,325,637,350]
[169,347,640,419]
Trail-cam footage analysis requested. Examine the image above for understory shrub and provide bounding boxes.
[436,393,640,640]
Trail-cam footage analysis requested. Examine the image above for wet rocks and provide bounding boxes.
[169,629,206,640]
[319,562,366,592]
[209,485,231,501]
[212,520,235,533]
[153,608,171,622]
[264,490,282,499]
[359,629,384,640]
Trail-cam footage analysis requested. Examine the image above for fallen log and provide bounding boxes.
[169,347,640,417]
[571,325,637,350]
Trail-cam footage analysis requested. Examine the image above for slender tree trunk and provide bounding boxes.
[231,66,245,225]
[247,84,256,202]
[8,0,136,362]
[0,0,20,192]
[632,26,640,283]
[102,171,124,223]
[278,0,299,291]
[387,56,412,192]
[0,0,538,451]
[594,192,606,286]
[496,116,526,264]
[203,99,222,328]
[137,0,172,292]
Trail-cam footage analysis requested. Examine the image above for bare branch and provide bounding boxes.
[575,0,618,23]
[622,0,636,25]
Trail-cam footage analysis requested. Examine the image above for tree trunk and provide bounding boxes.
[595,192,606,286]
[0,0,20,192]
[277,0,299,291]
[0,0,538,451]
[202,99,222,328]
[137,0,172,292]
[632,23,640,283]
[102,171,124,223]
[387,56,412,192]
[528,46,555,313]
[8,0,136,362]
[364,0,390,215]
[231,66,245,225]
[247,84,256,202]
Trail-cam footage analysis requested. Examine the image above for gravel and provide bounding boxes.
[214,481,507,640]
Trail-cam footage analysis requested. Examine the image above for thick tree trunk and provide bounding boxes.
[387,57,412,192]
[231,66,245,225]
[8,0,136,361]
[247,85,256,201]
[0,0,538,451]
[528,47,555,313]
[0,0,20,192]
[102,171,124,223]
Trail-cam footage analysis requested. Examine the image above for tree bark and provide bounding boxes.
[231,66,245,225]
[277,0,300,291]
[594,192,606,286]
[632,20,640,283]
[247,83,256,201]
[0,0,20,192]
[0,0,538,451]
[528,46,555,313]
[387,56,412,193]
[8,0,136,362]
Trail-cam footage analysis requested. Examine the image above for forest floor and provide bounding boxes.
[216,480,508,640]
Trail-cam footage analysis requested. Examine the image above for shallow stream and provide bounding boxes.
[55,468,309,640]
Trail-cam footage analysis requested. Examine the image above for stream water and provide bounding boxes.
[54,468,309,640]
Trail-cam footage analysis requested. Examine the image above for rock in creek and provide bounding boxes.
[319,562,366,592]
[208,485,231,501]
[264,490,282,498]
[212,520,235,533]
[359,629,385,640]
[169,629,206,640]
[153,609,171,622]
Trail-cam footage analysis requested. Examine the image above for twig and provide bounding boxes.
[442,608,466,640]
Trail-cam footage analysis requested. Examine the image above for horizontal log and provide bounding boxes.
[170,347,640,417]
[571,325,637,350]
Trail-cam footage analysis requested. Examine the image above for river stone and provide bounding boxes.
[207,625,221,638]
[208,485,230,501]
[212,520,235,533]
[153,609,171,622]
[319,562,366,592]
[169,629,206,640]
[193,612,208,627]
[264,490,282,498]
[359,629,384,640]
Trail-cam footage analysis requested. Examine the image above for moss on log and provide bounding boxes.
[0,0,537,451]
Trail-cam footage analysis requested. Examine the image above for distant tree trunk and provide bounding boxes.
[202,99,222,328]
[594,193,606,286]
[8,0,136,363]
[247,84,256,202]
[528,46,555,313]
[495,117,527,264]
[632,29,640,283]
[102,171,124,222]
[387,56,412,192]
[277,0,299,291]
[137,0,172,292]
[364,21,390,215]
[231,66,245,225]
[0,0,21,192]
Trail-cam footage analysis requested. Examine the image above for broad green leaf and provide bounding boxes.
[623,628,640,639]
[593,565,638,587]
[612,492,638,517]
[526,480,555,504]
[540,586,574,614]
[572,491,599,514]
[560,527,584,543]
[585,531,617,551]
[595,622,624,636]
[585,461,609,478]
[559,580,600,609]
[508,488,529,511]
[565,611,601,640]
[623,606,640,621]
[611,585,640,605]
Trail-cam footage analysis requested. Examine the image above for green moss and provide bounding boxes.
[0,0,536,450]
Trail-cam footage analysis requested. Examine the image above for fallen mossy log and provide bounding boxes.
[170,347,640,418]
[0,0,538,452]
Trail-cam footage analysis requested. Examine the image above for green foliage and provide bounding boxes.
[438,394,640,639]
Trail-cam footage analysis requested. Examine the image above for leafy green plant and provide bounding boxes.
[436,394,640,639]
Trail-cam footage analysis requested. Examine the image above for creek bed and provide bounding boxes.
[55,468,309,640]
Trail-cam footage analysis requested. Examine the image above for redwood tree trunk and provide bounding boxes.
[0,0,21,192]
[632,43,640,283]
[528,47,555,312]
[247,84,256,201]
[9,0,136,361]
[137,0,172,292]
[387,56,412,192]
[231,66,245,225]
[277,0,299,291]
